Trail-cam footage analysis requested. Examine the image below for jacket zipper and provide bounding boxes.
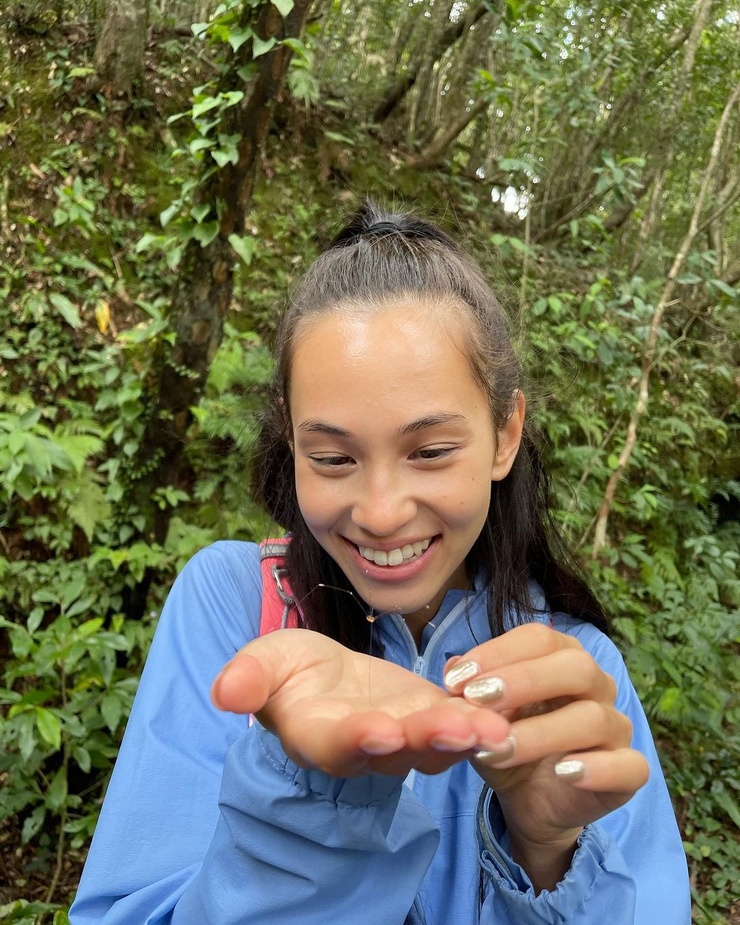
[389,594,478,681]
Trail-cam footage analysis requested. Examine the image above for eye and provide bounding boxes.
[411,446,456,461]
[309,454,354,468]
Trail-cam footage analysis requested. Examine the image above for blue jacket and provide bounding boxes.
[70,541,691,924]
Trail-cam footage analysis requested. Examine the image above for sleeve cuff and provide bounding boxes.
[477,788,635,921]
[256,724,407,806]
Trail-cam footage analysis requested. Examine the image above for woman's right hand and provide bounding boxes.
[211,628,510,779]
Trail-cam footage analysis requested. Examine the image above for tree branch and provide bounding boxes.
[591,81,740,556]
[372,1,495,123]
[408,96,491,167]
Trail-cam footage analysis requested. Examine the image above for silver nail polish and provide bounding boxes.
[444,660,480,689]
[464,676,505,704]
[554,759,586,780]
[474,735,516,764]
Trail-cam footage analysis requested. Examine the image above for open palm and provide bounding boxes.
[212,628,511,778]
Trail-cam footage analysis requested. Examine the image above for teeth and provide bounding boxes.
[358,539,431,567]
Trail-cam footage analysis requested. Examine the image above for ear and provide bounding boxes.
[491,390,525,482]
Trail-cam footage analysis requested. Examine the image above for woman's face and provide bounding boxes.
[289,299,523,638]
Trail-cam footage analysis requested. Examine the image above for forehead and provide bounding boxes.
[288,300,488,424]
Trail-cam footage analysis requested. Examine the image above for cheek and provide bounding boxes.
[293,464,318,523]
[294,467,339,530]
[451,476,492,525]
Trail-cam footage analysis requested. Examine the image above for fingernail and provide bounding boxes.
[464,676,505,704]
[554,759,586,781]
[444,660,480,689]
[474,735,516,764]
[360,737,405,756]
[431,733,478,753]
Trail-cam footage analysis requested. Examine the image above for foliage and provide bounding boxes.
[1,0,738,921]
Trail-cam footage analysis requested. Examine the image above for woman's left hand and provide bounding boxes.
[443,623,649,892]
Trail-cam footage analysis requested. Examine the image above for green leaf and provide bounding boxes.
[8,430,26,455]
[192,96,221,119]
[76,617,104,638]
[221,91,245,107]
[101,692,124,733]
[709,279,738,298]
[273,0,295,16]
[188,137,214,155]
[45,768,68,812]
[713,788,740,829]
[236,63,258,82]
[135,233,164,253]
[25,434,65,478]
[227,26,252,52]
[228,234,255,265]
[49,293,82,329]
[54,434,104,472]
[65,476,111,541]
[212,147,238,167]
[324,131,354,145]
[73,746,91,774]
[160,203,180,227]
[252,36,277,58]
[191,203,212,223]
[21,806,46,844]
[192,222,220,246]
[281,37,309,59]
[657,686,681,714]
[166,245,185,270]
[35,707,61,750]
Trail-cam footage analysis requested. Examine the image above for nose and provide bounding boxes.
[351,467,417,538]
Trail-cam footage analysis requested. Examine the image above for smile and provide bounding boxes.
[357,538,431,567]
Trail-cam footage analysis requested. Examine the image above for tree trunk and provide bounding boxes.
[372,1,494,124]
[92,0,148,95]
[138,0,314,544]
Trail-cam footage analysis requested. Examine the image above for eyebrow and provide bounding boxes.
[296,413,468,439]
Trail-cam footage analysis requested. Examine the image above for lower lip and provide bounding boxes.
[345,537,439,583]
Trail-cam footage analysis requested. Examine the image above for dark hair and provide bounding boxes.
[251,201,608,652]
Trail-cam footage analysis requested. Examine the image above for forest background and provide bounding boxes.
[0,0,738,922]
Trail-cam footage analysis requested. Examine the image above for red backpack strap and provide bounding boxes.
[259,537,300,634]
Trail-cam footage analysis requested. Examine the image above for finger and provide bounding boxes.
[401,700,510,754]
[280,709,407,776]
[554,748,650,804]
[459,648,617,712]
[476,700,633,770]
[211,629,331,714]
[444,624,580,692]
[212,652,271,714]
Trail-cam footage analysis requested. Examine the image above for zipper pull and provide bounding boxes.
[413,654,425,675]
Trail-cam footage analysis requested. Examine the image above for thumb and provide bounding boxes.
[211,649,273,714]
[210,628,319,714]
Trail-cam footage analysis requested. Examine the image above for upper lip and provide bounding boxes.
[345,536,435,552]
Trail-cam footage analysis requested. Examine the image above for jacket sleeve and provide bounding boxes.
[477,617,691,925]
[69,542,440,925]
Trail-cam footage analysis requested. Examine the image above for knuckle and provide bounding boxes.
[561,648,602,696]
[516,621,556,651]
[584,699,607,727]
[573,649,599,685]
[615,710,633,744]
